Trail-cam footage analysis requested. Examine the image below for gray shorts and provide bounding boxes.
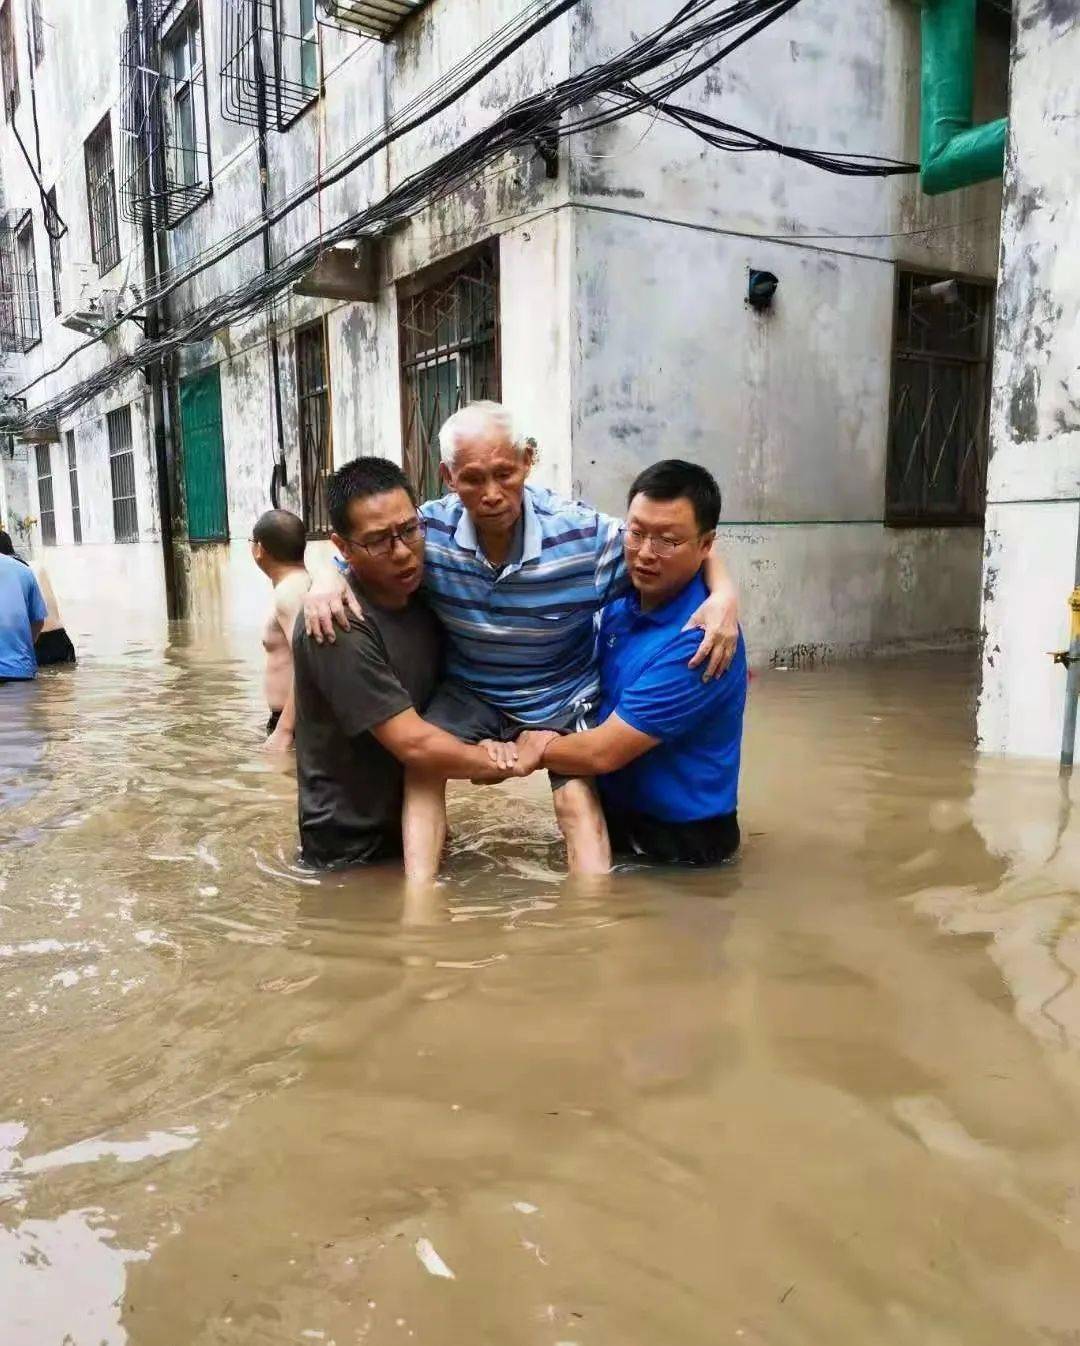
[422,680,596,791]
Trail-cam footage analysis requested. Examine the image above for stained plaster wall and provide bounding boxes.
[977,1,1080,759]
[564,0,1008,661]
[1,0,1013,673]
[0,0,166,648]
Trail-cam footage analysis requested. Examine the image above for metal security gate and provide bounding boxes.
[886,269,994,526]
[180,365,229,542]
[296,319,332,537]
[399,245,500,501]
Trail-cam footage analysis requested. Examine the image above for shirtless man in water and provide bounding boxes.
[251,510,310,752]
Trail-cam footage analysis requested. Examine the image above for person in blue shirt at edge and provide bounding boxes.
[302,403,741,880]
[501,460,748,866]
[0,539,49,683]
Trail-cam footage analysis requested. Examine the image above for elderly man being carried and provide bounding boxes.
[303,402,740,879]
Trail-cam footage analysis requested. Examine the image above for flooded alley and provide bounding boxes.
[4,637,1080,1345]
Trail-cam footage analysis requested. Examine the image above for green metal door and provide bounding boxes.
[180,365,229,542]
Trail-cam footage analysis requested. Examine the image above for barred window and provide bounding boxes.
[886,269,994,527]
[399,244,500,500]
[0,0,19,121]
[15,213,40,349]
[36,443,56,547]
[85,115,120,276]
[107,405,139,543]
[66,431,82,545]
[163,5,210,197]
[296,319,332,538]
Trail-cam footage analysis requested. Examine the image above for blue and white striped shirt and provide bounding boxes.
[419,485,629,724]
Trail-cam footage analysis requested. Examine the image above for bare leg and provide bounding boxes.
[552,777,612,875]
[403,770,448,883]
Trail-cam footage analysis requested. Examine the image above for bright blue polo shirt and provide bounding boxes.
[0,554,47,681]
[597,572,747,824]
[419,485,629,724]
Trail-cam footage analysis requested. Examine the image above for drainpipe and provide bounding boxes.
[1059,509,1080,775]
[920,0,1008,195]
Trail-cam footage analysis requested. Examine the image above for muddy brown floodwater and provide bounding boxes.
[3,635,1080,1345]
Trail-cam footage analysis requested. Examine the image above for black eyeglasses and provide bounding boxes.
[622,524,699,559]
[341,515,427,558]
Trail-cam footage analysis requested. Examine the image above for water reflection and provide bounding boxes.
[1,643,1080,1343]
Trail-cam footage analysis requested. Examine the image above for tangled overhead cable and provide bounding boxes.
[2,0,916,433]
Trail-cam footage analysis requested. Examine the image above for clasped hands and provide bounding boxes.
[475,729,559,782]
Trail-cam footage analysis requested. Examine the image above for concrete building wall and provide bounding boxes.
[564,0,1008,661]
[978,2,1080,759]
[0,0,1011,670]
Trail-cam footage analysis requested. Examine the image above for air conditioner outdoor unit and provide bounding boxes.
[60,261,123,337]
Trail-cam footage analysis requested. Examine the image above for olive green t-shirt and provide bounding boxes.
[291,581,441,868]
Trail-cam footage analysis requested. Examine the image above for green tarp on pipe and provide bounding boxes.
[921,0,1007,194]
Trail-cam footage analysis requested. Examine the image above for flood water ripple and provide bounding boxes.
[3,637,1080,1345]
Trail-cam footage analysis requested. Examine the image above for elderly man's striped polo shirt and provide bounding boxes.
[418,485,629,725]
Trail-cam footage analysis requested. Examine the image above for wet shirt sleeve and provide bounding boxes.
[298,620,413,739]
[614,631,741,742]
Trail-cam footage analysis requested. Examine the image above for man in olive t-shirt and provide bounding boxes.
[291,458,547,871]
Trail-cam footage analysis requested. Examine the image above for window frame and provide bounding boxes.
[30,0,43,66]
[66,430,82,545]
[398,242,501,500]
[161,2,213,214]
[0,0,19,122]
[35,443,56,546]
[884,264,995,529]
[298,0,318,94]
[106,405,139,544]
[84,114,121,277]
[14,211,41,350]
[295,318,333,539]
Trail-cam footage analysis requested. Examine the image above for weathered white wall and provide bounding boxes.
[1,0,1011,672]
[978,2,1080,759]
[563,0,1007,661]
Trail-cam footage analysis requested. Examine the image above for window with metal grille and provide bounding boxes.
[46,188,61,316]
[0,0,19,121]
[107,405,139,543]
[0,215,18,352]
[163,5,210,198]
[85,115,120,276]
[15,213,40,349]
[66,431,82,545]
[399,245,501,500]
[30,0,43,65]
[35,443,56,546]
[886,269,994,527]
[295,319,332,537]
[298,0,318,92]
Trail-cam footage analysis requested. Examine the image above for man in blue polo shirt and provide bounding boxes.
[303,404,741,878]
[520,460,747,866]
[0,549,48,683]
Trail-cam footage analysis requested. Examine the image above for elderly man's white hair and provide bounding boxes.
[438,401,524,468]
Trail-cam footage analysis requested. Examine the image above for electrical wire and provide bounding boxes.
[2,0,920,431]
